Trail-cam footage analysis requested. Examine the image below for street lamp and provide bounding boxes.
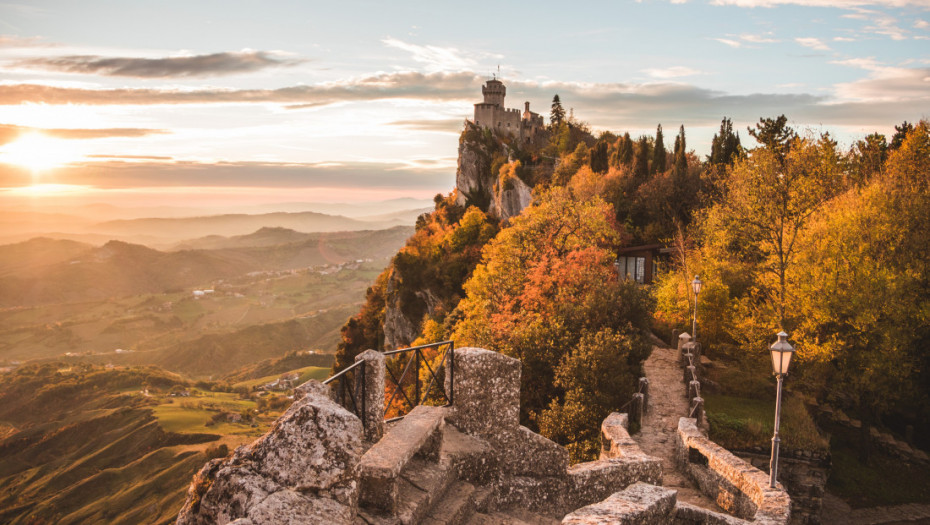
[691,276,702,342]
[769,331,795,489]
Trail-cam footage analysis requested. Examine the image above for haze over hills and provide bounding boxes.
[0,199,432,246]
[0,226,413,308]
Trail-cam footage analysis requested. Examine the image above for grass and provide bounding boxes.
[152,390,267,436]
[705,393,829,453]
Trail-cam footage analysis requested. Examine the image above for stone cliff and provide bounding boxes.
[454,121,536,222]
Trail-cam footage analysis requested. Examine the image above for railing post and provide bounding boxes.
[355,349,385,442]
[448,342,455,405]
[630,393,644,430]
[678,332,691,353]
[691,397,705,427]
[639,377,650,413]
[689,380,701,400]
[415,348,421,406]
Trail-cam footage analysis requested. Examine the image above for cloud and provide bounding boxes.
[643,66,705,78]
[739,32,780,43]
[0,123,168,146]
[795,37,831,50]
[0,71,482,106]
[916,19,930,28]
[833,36,857,41]
[388,118,465,133]
[382,38,488,72]
[710,0,930,7]
[713,38,743,47]
[831,59,930,102]
[0,160,454,192]
[0,35,56,48]
[12,50,306,78]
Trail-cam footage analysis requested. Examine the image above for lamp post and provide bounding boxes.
[691,276,702,342]
[769,331,795,489]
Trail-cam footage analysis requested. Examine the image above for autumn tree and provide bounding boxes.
[890,120,914,150]
[618,132,634,167]
[589,140,609,174]
[703,133,845,332]
[793,121,930,461]
[453,187,650,461]
[632,135,650,182]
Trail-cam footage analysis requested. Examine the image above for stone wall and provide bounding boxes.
[734,451,829,525]
[677,417,791,524]
[445,347,664,517]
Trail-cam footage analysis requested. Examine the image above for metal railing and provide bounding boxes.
[383,340,454,422]
[323,359,367,429]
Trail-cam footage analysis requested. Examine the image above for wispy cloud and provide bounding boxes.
[795,37,831,50]
[0,35,56,48]
[11,50,306,78]
[710,0,930,7]
[831,58,930,103]
[643,66,705,78]
[388,118,464,133]
[833,36,857,41]
[740,32,780,43]
[0,71,481,106]
[382,38,489,72]
[0,123,168,146]
[916,19,930,28]
[713,38,743,47]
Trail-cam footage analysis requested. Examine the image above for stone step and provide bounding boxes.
[465,509,562,525]
[421,481,479,525]
[439,425,496,486]
[360,406,448,514]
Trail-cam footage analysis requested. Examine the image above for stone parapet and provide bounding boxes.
[676,417,790,524]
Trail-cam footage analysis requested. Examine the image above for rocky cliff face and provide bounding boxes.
[176,381,363,525]
[455,121,534,222]
[382,268,440,350]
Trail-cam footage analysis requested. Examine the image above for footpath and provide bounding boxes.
[631,339,720,510]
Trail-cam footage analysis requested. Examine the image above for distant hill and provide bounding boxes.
[91,211,407,240]
[0,237,94,277]
[0,227,412,308]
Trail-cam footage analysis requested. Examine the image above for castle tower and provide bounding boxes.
[482,78,506,107]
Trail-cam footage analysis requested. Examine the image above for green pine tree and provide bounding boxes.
[652,124,666,174]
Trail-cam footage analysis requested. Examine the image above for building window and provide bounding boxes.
[616,256,646,283]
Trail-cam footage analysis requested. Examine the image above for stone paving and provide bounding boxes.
[631,339,721,511]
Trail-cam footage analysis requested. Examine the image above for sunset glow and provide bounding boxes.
[0,133,83,172]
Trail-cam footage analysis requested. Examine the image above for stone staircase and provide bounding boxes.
[356,406,558,525]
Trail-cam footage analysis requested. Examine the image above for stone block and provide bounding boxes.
[497,425,569,477]
[561,481,677,524]
[446,347,521,438]
[565,457,663,511]
[176,381,364,524]
[359,405,447,513]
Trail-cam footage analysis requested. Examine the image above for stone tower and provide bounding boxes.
[482,78,506,107]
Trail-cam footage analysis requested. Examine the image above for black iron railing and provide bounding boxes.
[323,359,367,429]
[383,340,454,422]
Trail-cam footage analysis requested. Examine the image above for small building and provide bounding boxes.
[615,244,672,284]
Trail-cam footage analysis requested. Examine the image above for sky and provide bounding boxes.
[0,0,927,208]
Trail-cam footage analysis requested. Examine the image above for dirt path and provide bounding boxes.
[632,341,720,510]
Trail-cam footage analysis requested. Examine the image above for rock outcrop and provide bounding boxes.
[176,381,363,525]
[455,121,534,222]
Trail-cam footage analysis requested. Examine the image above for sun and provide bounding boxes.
[0,132,83,171]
